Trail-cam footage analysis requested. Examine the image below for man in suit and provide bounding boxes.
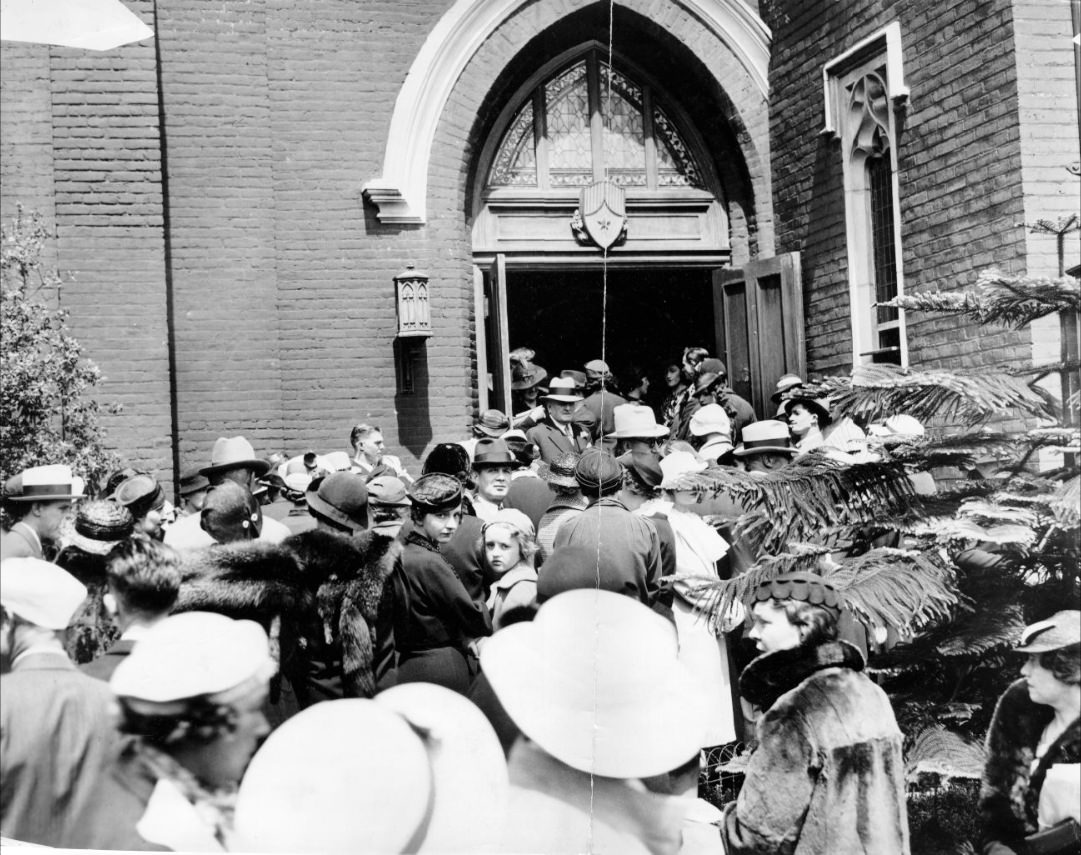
[0,464,84,561]
[81,537,181,683]
[1,557,119,847]
[526,377,592,465]
[579,359,628,452]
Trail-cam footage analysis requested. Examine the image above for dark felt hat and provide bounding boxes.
[112,474,166,520]
[574,449,623,493]
[179,467,210,498]
[472,438,517,468]
[693,372,723,396]
[408,473,463,512]
[306,472,369,534]
[782,396,833,428]
[619,450,664,489]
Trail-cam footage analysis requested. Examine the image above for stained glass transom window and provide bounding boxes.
[487,52,704,192]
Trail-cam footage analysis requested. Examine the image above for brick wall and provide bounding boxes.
[764,0,1037,380]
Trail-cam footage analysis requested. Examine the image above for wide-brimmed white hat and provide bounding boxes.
[607,403,669,439]
[0,558,87,629]
[689,403,731,438]
[111,612,275,715]
[481,589,707,778]
[3,464,85,502]
[659,450,708,488]
[376,683,508,852]
[234,699,433,854]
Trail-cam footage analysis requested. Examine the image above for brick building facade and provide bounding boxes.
[1,0,1077,490]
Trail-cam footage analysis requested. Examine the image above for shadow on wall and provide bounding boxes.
[394,338,433,459]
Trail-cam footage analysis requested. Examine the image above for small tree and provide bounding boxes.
[0,207,119,499]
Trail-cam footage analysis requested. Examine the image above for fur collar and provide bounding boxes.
[739,640,865,709]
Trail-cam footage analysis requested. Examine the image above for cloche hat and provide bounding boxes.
[306,472,369,534]
[607,403,669,439]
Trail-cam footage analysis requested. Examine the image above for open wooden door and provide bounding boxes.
[473,255,512,416]
[714,253,806,419]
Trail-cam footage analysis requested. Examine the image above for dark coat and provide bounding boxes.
[0,653,120,847]
[722,641,910,854]
[55,545,121,665]
[282,528,400,701]
[979,679,1081,854]
[527,417,592,464]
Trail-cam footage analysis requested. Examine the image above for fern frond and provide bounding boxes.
[881,270,1080,329]
[934,605,1026,657]
[958,500,1040,528]
[831,364,1056,425]
[1049,476,1080,528]
[905,726,987,781]
[820,548,960,636]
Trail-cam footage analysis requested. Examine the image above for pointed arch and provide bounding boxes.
[362,0,770,224]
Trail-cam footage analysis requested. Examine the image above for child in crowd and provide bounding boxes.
[481,509,539,630]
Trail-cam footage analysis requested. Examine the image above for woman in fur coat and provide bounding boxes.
[979,611,1081,855]
[721,572,909,855]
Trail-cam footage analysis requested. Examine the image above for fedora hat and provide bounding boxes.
[541,376,583,403]
[732,420,798,457]
[306,472,369,534]
[618,450,664,490]
[693,372,723,396]
[689,403,731,438]
[481,589,707,778]
[472,438,517,468]
[607,403,669,439]
[543,451,581,489]
[178,467,210,498]
[68,499,135,555]
[473,408,510,438]
[4,464,85,502]
[200,436,271,478]
[782,396,833,428]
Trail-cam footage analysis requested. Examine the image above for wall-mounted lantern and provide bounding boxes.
[394,264,432,339]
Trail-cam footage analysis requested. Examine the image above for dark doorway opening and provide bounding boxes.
[506,268,716,406]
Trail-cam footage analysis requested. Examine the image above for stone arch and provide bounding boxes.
[363,0,772,254]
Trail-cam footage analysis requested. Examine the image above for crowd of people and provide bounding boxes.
[1,347,1078,854]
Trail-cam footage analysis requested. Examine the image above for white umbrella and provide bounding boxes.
[1,0,153,51]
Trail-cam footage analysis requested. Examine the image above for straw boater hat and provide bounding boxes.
[607,403,669,439]
[200,436,271,478]
[3,464,85,502]
[68,499,135,555]
[732,420,798,457]
[541,376,583,404]
[481,589,707,778]
[0,557,87,629]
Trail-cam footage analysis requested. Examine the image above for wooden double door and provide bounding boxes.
[475,252,805,421]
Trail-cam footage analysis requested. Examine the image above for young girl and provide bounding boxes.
[481,509,539,630]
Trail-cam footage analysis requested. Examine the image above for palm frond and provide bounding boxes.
[679,453,914,554]
[830,364,1056,425]
[881,269,1080,329]
[958,499,1040,528]
[1049,475,1080,528]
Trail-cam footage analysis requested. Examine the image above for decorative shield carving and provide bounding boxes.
[571,179,628,250]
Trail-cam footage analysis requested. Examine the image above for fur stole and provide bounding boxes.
[980,679,1081,847]
[739,640,866,710]
[282,529,401,698]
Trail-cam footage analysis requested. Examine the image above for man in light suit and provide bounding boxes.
[1,557,118,847]
[0,464,84,561]
[526,377,592,465]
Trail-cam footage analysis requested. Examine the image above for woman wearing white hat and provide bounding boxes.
[980,611,1081,855]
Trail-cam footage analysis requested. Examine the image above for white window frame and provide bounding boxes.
[823,23,910,367]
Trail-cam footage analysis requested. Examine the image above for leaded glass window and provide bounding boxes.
[487,51,704,192]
